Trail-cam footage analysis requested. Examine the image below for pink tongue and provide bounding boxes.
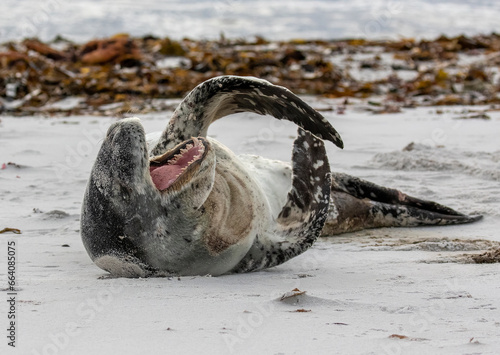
[150,165,183,191]
[149,145,203,191]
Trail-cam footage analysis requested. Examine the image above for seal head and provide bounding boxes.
[81,118,219,277]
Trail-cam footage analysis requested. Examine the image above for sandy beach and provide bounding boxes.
[1,101,499,354]
[1,0,500,353]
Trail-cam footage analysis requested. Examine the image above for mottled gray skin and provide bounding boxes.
[233,156,482,238]
[81,76,337,277]
[81,119,220,276]
[81,75,481,278]
[323,172,482,235]
[150,75,343,154]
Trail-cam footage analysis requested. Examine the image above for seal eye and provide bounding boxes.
[149,137,206,191]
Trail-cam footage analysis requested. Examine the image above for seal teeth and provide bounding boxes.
[149,137,208,192]
[167,153,183,165]
[190,151,202,163]
[153,137,205,178]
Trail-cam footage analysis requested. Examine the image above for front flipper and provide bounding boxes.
[231,128,331,273]
[322,172,483,235]
[151,75,343,155]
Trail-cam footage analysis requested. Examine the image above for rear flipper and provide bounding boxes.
[322,172,483,236]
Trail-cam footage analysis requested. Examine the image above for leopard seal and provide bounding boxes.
[81,76,481,277]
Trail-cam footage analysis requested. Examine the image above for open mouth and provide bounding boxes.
[149,137,207,191]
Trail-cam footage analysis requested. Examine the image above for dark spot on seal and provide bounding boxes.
[281,206,291,219]
[276,254,285,264]
[124,215,142,240]
[120,185,132,201]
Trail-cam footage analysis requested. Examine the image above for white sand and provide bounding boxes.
[1,102,499,354]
